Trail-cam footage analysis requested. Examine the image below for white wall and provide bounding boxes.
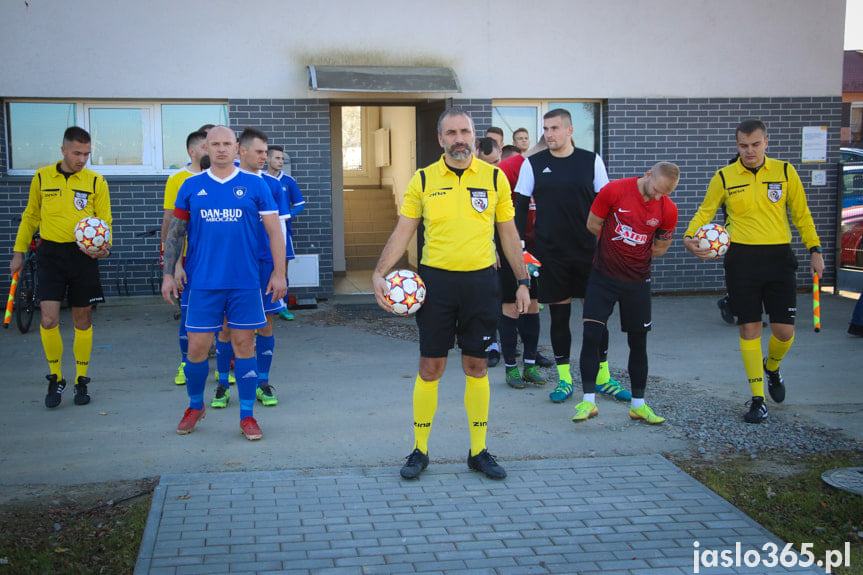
[380,107,417,266]
[0,0,845,99]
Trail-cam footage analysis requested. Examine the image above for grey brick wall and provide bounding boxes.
[454,99,492,134]
[0,99,333,300]
[605,97,842,293]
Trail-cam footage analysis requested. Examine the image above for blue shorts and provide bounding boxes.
[185,288,267,332]
[285,234,295,260]
[259,260,286,315]
[179,272,192,308]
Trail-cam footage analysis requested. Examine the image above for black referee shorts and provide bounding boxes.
[37,240,105,307]
[724,243,797,325]
[416,265,500,359]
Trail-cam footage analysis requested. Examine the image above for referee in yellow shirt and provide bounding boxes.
[683,119,824,424]
[9,127,112,408]
[373,108,530,480]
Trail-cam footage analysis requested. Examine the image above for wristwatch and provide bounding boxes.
[517,278,530,288]
[809,246,822,254]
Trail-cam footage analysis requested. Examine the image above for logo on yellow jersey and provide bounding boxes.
[767,183,783,203]
[469,189,489,213]
[74,191,89,211]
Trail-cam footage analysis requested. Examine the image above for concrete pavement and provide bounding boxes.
[0,290,859,489]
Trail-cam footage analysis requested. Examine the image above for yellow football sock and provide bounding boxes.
[740,337,764,398]
[765,334,794,372]
[40,325,63,379]
[556,363,572,384]
[73,326,93,379]
[465,374,490,457]
[596,360,610,385]
[412,375,438,454]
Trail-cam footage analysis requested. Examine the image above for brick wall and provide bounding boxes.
[454,99,492,134]
[606,97,842,293]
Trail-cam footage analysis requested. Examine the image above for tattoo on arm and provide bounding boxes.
[163,218,187,276]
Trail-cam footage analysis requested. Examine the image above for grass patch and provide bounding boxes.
[0,482,154,575]
[677,451,863,575]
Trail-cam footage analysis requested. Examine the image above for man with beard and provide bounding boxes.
[373,108,530,480]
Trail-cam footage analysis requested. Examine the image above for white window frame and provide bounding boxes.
[491,99,603,153]
[5,100,228,176]
[84,102,154,174]
[342,106,381,187]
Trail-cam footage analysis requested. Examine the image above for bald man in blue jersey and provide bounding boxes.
[162,126,287,441]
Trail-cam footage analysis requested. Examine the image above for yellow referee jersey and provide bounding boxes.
[14,163,112,252]
[401,155,514,271]
[684,157,820,249]
[163,167,196,210]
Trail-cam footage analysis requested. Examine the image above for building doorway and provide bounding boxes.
[331,101,445,294]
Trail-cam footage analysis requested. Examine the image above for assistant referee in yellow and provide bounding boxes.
[373,108,530,480]
[684,119,823,424]
[9,127,112,409]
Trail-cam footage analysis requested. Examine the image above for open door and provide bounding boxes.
[416,101,447,168]
[414,101,448,261]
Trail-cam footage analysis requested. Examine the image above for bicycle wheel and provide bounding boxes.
[16,258,36,334]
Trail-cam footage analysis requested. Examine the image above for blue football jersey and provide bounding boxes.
[275,171,305,236]
[175,168,278,289]
[258,171,289,262]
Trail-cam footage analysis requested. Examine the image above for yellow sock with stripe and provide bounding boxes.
[465,374,490,457]
[412,375,438,454]
[739,337,764,398]
[595,360,610,385]
[40,325,63,379]
[73,326,93,379]
[765,334,794,372]
[556,364,572,384]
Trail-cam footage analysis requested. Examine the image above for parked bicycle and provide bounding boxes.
[14,227,41,334]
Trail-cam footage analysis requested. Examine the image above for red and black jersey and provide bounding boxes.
[591,177,678,283]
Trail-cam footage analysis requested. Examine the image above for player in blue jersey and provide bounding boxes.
[210,128,289,409]
[161,130,209,386]
[161,126,287,441]
[266,145,305,320]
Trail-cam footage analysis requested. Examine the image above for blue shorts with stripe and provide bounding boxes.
[184,288,267,332]
[259,260,286,315]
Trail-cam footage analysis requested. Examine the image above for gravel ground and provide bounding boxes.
[307,301,861,460]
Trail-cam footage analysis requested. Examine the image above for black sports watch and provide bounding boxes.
[809,246,822,254]
[517,278,530,288]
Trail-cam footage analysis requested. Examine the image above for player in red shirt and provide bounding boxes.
[572,162,680,424]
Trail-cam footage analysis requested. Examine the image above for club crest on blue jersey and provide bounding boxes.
[233,186,247,199]
[469,189,489,213]
[74,191,89,211]
[767,183,783,203]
